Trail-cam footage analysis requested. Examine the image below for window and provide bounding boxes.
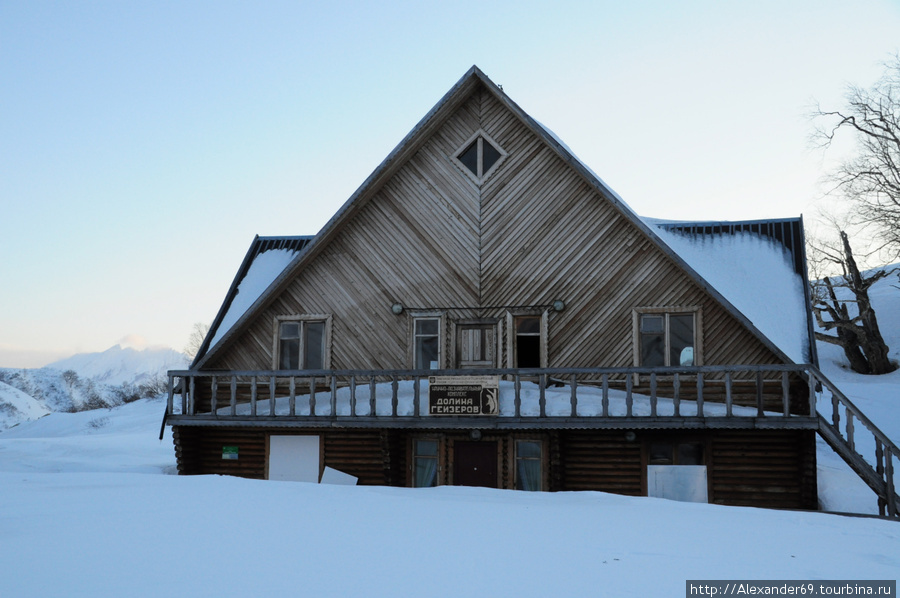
[413,439,439,487]
[635,309,698,367]
[646,439,707,503]
[275,316,330,370]
[414,317,441,369]
[515,440,542,491]
[514,316,542,368]
[454,130,506,183]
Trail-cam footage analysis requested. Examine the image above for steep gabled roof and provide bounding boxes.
[194,66,809,369]
[192,235,313,367]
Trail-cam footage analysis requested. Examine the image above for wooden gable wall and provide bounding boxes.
[208,82,783,371]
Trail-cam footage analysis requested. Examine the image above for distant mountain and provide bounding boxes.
[0,345,189,429]
[46,345,189,387]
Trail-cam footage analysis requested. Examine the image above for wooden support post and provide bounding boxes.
[832,393,840,430]
[755,370,764,417]
[211,376,218,415]
[269,377,276,417]
[570,374,577,417]
[649,372,657,417]
[369,377,376,417]
[188,376,196,416]
[250,377,257,417]
[289,377,296,417]
[625,374,633,417]
[725,372,733,417]
[414,377,420,417]
[673,373,680,417]
[230,376,236,416]
[847,411,855,453]
[781,371,790,417]
[166,375,174,415]
[330,375,337,417]
[885,447,896,518]
[514,375,521,418]
[391,376,399,417]
[349,376,356,417]
[696,373,704,417]
[601,374,609,417]
[539,374,546,418]
[807,368,817,416]
[309,376,316,417]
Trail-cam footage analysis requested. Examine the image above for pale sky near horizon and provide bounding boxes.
[2,0,899,368]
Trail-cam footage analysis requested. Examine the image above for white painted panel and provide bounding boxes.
[647,465,708,503]
[320,466,358,486]
[268,435,320,482]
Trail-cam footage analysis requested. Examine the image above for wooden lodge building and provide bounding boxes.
[166,67,900,516]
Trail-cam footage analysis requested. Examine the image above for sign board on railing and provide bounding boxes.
[428,375,500,415]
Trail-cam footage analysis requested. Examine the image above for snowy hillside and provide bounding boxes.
[0,344,188,427]
[0,381,50,429]
[47,344,188,386]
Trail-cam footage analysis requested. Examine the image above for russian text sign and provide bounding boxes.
[428,376,500,416]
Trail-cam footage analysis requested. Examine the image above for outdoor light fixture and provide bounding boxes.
[469,429,482,440]
[552,300,565,312]
[624,431,637,442]
[391,303,404,315]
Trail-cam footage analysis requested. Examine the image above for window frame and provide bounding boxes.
[632,307,702,368]
[410,312,445,370]
[409,436,443,488]
[505,310,548,369]
[272,314,332,370]
[453,129,508,184]
[513,438,545,491]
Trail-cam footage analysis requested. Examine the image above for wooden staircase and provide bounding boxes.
[810,366,899,518]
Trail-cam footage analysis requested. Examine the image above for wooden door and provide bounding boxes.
[453,441,498,487]
[457,324,495,368]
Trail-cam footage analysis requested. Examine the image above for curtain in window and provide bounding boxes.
[516,459,541,491]
[415,458,437,487]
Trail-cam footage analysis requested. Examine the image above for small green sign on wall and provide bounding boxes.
[222,445,239,460]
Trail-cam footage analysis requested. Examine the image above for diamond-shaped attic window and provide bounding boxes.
[454,130,506,183]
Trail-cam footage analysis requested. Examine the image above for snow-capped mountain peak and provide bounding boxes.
[46,345,188,387]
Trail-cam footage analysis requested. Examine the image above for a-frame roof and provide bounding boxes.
[194,66,808,369]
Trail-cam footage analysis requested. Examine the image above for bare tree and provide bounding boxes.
[184,322,211,361]
[811,55,900,259]
[809,229,896,375]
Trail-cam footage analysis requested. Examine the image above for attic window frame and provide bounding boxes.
[453,129,507,184]
[272,314,333,371]
[632,306,702,369]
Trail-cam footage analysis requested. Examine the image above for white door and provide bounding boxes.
[268,435,320,482]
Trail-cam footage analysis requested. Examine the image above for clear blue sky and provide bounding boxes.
[2,0,899,368]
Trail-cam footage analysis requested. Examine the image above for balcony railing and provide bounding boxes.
[164,363,898,517]
[166,364,818,423]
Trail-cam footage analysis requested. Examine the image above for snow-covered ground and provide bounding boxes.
[1,393,899,596]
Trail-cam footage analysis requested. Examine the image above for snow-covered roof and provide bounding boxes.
[195,236,313,366]
[646,217,816,365]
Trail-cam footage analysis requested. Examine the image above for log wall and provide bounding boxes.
[174,425,817,510]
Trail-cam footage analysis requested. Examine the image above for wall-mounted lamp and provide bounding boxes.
[624,431,637,442]
[552,299,565,312]
[391,303,404,315]
[469,429,482,440]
